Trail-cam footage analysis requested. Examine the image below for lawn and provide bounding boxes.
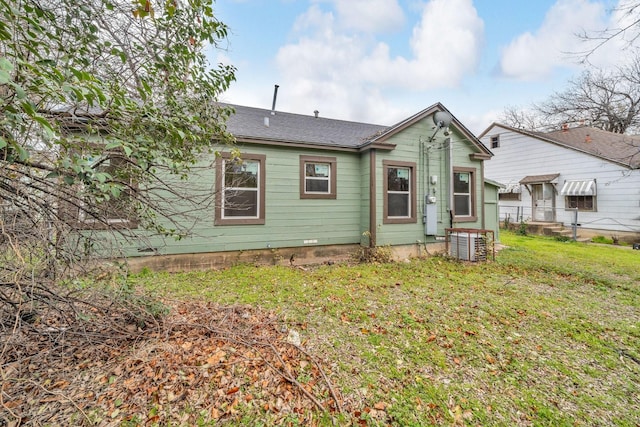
[3,231,639,426]
[126,231,640,426]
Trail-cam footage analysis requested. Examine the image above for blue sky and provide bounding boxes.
[210,0,629,134]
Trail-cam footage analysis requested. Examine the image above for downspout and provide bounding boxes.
[447,137,453,228]
[422,136,429,228]
[481,160,486,230]
[419,136,424,226]
[369,149,377,247]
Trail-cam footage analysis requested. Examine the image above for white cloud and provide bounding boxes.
[498,0,617,80]
[355,0,485,89]
[463,108,505,136]
[330,0,405,33]
[584,0,640,68]
[402,0,484,88]
[275,0,483,122]
[291,3,335,34]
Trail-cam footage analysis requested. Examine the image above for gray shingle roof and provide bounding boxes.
[222,104,389,149]
[481,123,640,169]
[539,126,640,168]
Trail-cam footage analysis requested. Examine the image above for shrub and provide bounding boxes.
[354,245,394,264]
[517,220,528,236]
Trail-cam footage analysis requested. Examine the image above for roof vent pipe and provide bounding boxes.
[314,110,319,118]
[271,84,279,115]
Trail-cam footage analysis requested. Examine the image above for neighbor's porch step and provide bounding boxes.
[542,226,571,237]
[525,222,588,241]
[542,225,589,241]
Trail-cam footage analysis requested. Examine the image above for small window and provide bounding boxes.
[300,156,336,199]
[215,153,266,225]
[383,160,416,224]
[490,135,500,149]
[499,192,521,201]
[453,167,476,221]
[73,152,138,229]
[566,195,596,211]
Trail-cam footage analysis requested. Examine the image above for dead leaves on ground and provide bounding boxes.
[1,301,343,426]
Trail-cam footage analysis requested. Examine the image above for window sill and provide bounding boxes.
[300,193,336,200]
[453,216,477,223]
[215,218,265,226]
[383,217,417,224]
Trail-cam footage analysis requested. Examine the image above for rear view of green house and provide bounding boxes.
[121,102,494,270]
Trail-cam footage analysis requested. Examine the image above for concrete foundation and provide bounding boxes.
[123,241,449,273]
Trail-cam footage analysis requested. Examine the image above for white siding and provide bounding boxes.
[482,125,640,234]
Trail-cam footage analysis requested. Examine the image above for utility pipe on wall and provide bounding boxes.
[447,137,453,228]
[271,84,279,113]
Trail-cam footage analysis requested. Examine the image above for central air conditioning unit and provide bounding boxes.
[449,233,488,261]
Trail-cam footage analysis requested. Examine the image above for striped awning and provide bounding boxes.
[560,180,596,196]
[498,182,521,193]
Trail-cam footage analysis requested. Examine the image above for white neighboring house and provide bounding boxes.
[479,123,640,239]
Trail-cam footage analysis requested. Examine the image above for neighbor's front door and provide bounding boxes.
[532,183,555,222]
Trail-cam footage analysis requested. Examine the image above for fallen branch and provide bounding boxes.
[25,379,91,424]
[617,348,640,366]
[287,340,344,414]
[262,341,328,413]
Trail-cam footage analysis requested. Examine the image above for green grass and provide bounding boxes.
[130,231,640,426]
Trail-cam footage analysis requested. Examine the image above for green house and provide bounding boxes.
[123,103,494,271]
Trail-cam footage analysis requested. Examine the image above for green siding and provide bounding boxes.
[103,110,492,259]
[375,120,424,246]
[375,116,486,246]
[359,152,372,246]
[118,145,364,256]
[450,130,485,230]
[484,182,501,242]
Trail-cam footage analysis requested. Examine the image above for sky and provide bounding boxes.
[209,0,635,135]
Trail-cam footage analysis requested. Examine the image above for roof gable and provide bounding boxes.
[371,103,492,156]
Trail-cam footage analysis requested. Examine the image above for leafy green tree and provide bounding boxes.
[0,0,235,315]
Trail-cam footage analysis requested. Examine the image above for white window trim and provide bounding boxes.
[299,155,337,199]
[304,162,331,194]
[383,160,417,224]
[453,168,477,221]
[388,167,411,218]
[215,153,266,226]
[221,158,261,220]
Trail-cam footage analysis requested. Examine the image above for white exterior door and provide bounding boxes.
[532,183,555,221]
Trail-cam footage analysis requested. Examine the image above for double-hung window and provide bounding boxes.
[383,160,416,224]
[300,155,336,199]
[453,167,476,221]
[69,149,138,230]
[215,153,265,225]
